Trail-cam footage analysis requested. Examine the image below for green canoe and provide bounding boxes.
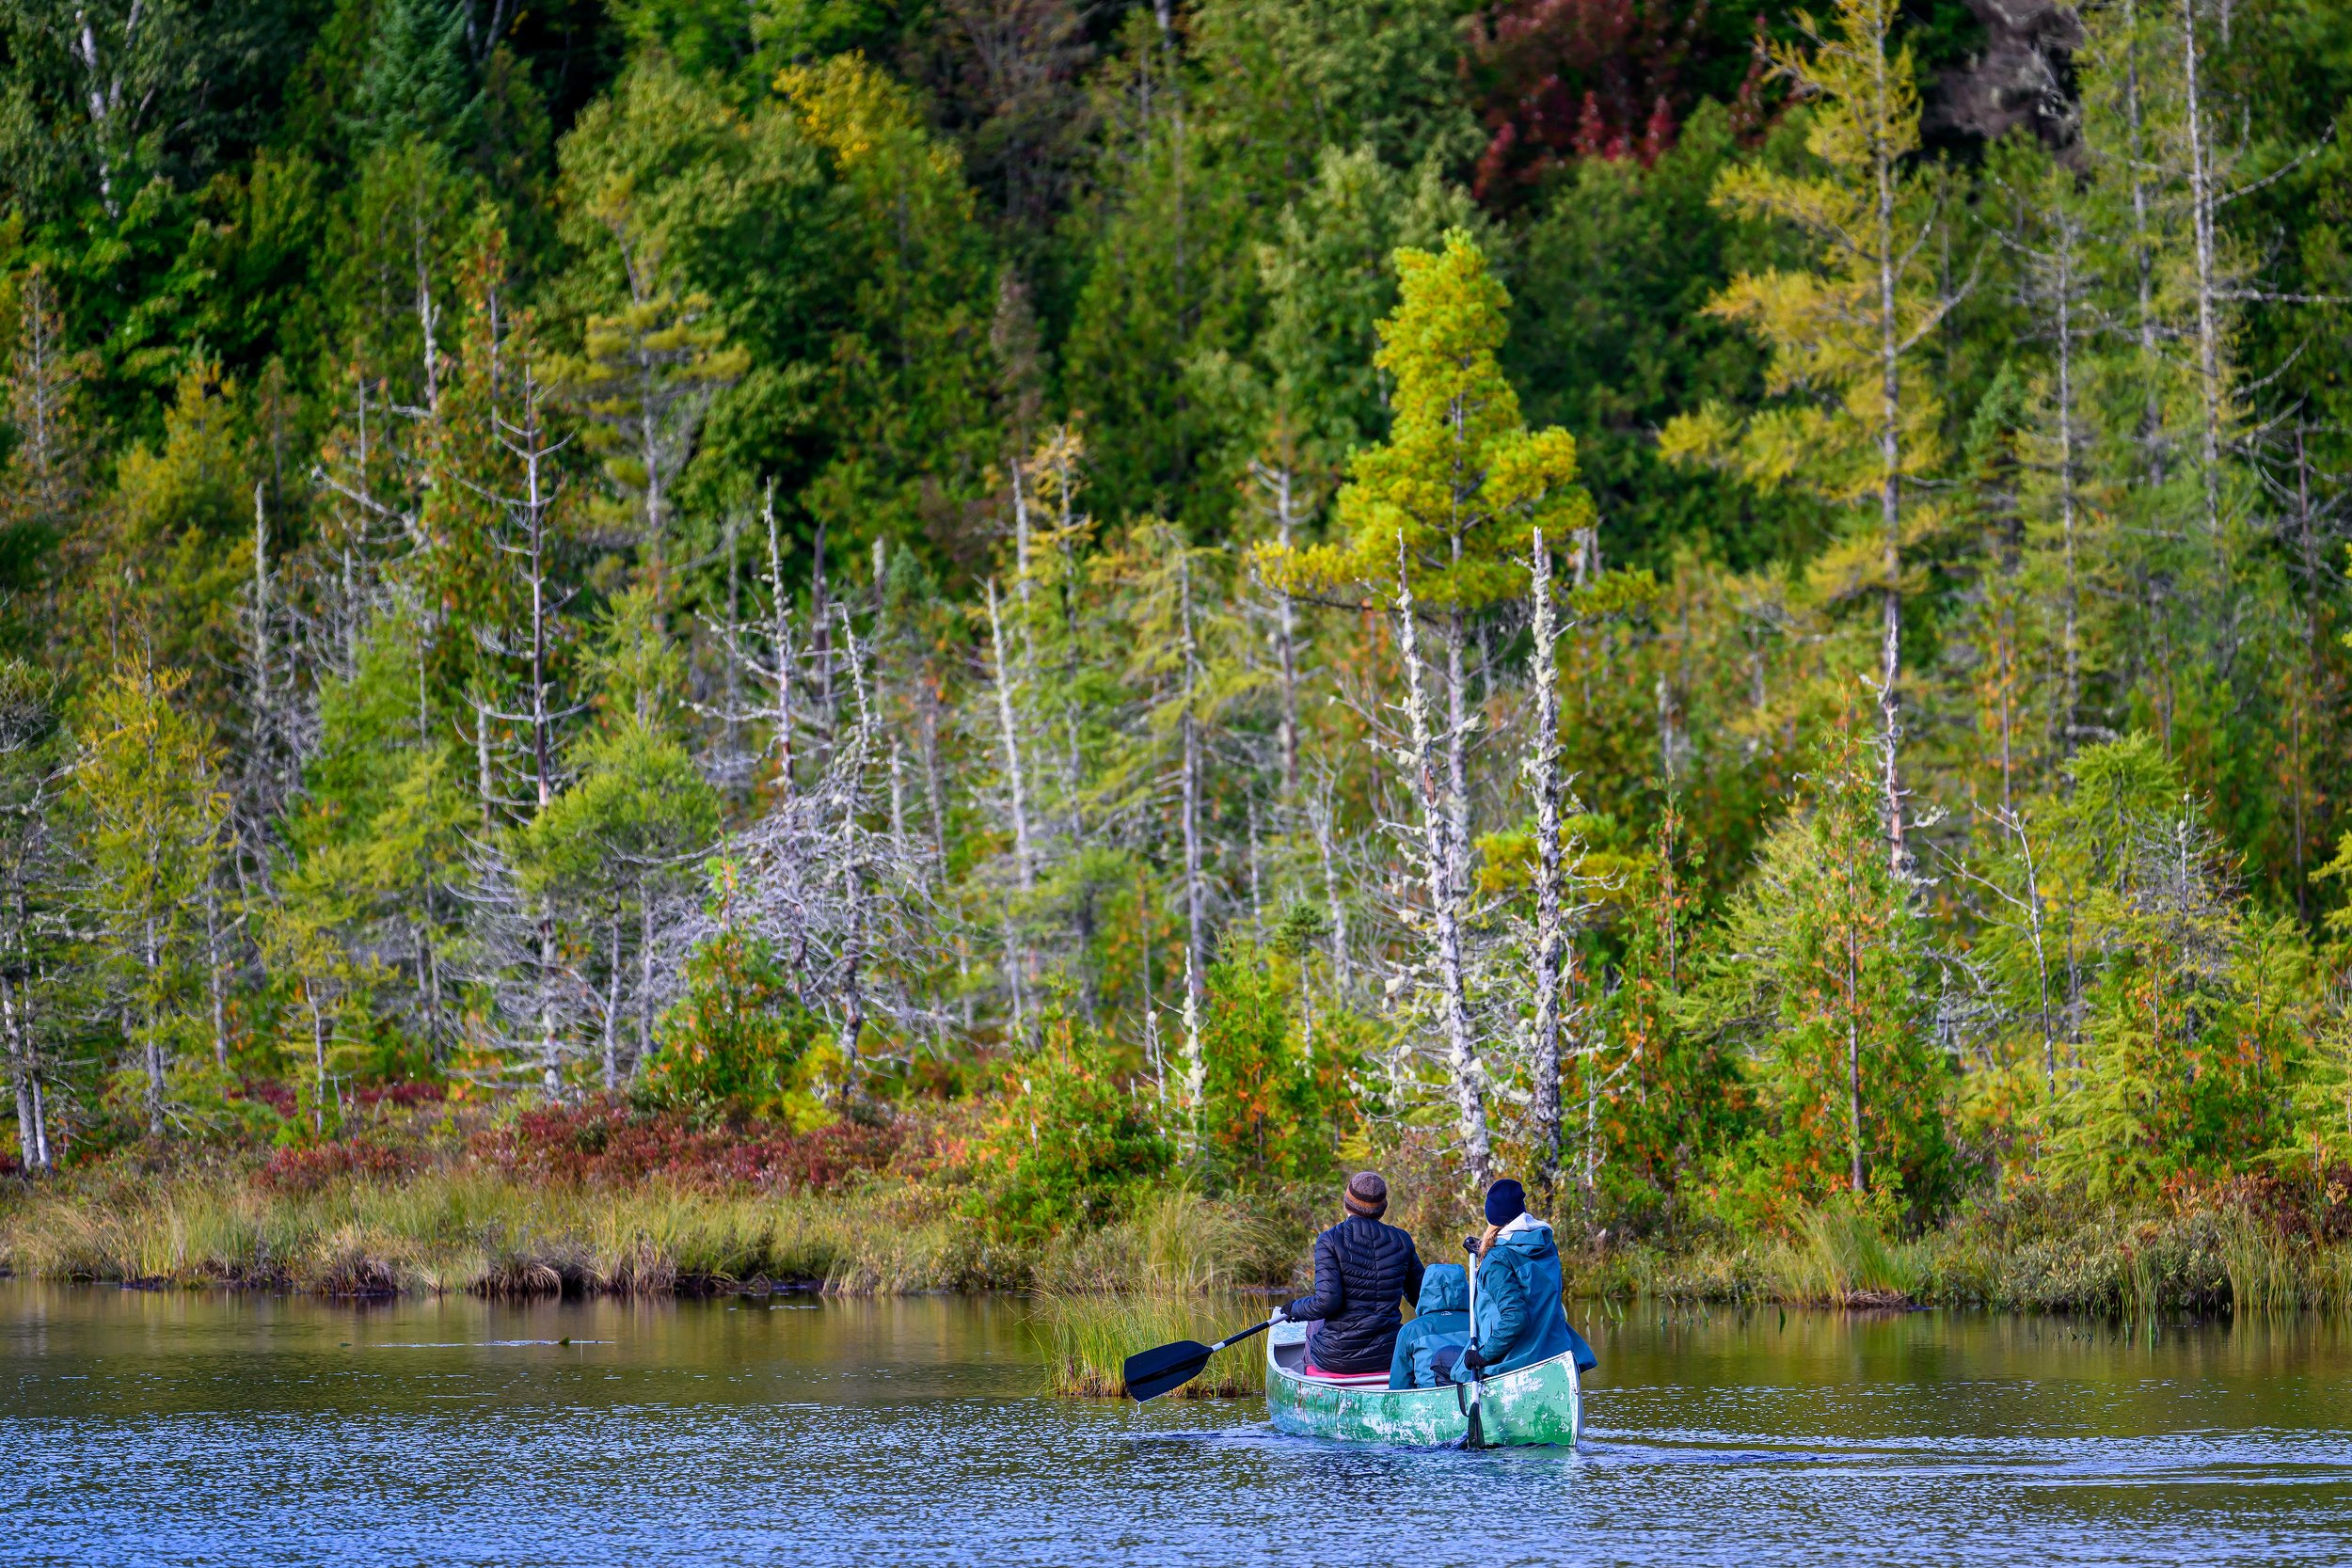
[1263,1323,1581,1447]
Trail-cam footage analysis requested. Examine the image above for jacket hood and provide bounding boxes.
[1416,1263,1469,1315]
[1489,1219,1558,1265]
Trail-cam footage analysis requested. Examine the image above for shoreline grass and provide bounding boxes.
[6,1156,2347,1323]
[0,1165,994,1297]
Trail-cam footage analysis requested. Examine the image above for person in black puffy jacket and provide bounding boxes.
[1275,1171,1425,1374]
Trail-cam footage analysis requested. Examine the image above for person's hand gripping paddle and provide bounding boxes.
[1459,1235,1486,1449]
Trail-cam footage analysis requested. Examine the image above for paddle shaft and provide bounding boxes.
[1463,1237,1486,1449]
[1210,1319,1275,1354]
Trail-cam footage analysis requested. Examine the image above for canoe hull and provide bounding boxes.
[1263,1326,1581,1448]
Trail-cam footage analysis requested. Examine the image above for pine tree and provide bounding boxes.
[1263,229,1589,1188]
[350,0,481,152]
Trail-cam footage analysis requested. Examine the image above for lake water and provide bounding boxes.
[4,1283,2350,1566]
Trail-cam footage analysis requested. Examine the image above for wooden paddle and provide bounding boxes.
[1121,1319,1275,1402]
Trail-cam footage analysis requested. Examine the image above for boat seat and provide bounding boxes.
[1297,1365,1391,1386]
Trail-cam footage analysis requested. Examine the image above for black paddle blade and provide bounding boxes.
[1121,1339,1214,1402]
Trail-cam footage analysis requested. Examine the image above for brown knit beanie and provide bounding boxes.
[1343,1171,1389,1218]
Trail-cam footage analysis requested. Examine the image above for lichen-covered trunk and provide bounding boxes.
[1525,531,1567,1199]
[1396,559,1491,1187]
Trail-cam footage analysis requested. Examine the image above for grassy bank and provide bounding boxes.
[1031,1289,1272,1398]
[0,1164,975,1295]
[1581,1187,2352,1317]
[0,1145,1311,1301]
[9,1168,2352,1318]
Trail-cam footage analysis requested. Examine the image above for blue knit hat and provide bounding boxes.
[1484,1179,1526,1226]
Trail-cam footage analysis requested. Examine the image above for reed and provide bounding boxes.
[2313,1245,2352,1315]
[1756,1204,1927,1307]
[1030,1288,1270,1398]
[2217,1211,2305,1314]
[0,1166,981,1296]
[1033,1189,1297,1295]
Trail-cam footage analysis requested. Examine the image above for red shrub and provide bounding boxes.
[357,1081,449,1109]
[257,1140,421,1194]
[764,1120,907,1193]
[479,1097,903,1194]
[236,1080,298,1116]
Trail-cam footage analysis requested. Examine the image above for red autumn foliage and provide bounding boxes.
[257,1140,422,1194]
[235,1079,298,1116]
[356,1081,449,1109]
[1468,0,1775,203]
[477,1097,906,1194]
[2203,1166,2352,1246]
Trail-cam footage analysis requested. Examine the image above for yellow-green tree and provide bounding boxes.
[1260,229,1588,858]
[70,664,229,1135]
[1260,230,1589,1185]
[1661,0,1959,878]
[262,848,373,1139]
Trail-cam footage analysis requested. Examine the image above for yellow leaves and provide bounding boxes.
[1682,0,1946,518]
[1800,511,1946,609]
[775,54,888,161]
[1658,403,1740,470]
[1275,229,1594,615]
[1776,0,1921,168]
[1711,165,1869,248]
[1486,426,1590,527]
[1377,231,1517,434]
[777,52,973,216]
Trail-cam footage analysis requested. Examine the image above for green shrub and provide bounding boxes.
[972,1018,1170,1243]
[646,927,825,1121]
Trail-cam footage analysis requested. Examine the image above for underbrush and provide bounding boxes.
[475,1100,909,1193]
[0,1099,1314,1302]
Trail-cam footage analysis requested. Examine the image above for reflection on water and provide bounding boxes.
[4,1283,2349,1566]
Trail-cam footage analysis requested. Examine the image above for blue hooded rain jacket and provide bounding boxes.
[1386,1263,1471,1388]
[1452,1218,1599,1382]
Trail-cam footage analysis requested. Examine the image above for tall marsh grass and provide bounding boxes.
[0,1166,979,1296]
[1034,1189,1299,1294]
[1756,1204,1928,1307]
[1024,1191,1302,1399]
[1030,1288,1271,1398]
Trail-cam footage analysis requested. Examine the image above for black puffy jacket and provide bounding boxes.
[1281,1214,1426,1373]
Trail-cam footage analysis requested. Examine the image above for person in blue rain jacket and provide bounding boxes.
[1454,1180,1598,1383]
[1387,1263,1471,1388]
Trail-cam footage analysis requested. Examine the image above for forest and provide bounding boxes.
[1,0,2351,1307]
